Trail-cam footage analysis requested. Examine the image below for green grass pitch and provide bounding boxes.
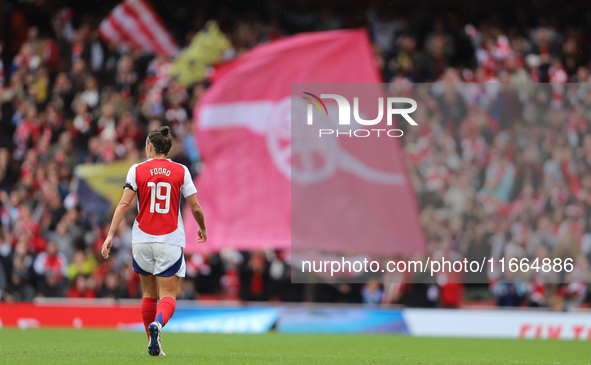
[1,328,591,364]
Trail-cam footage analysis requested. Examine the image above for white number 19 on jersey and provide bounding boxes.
[147,182,171,214]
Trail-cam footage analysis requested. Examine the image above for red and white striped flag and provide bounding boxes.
[98,0,179,58]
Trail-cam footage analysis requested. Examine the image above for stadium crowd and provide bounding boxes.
[2,0,591,310]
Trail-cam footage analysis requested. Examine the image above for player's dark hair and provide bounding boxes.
[147,126,172,156]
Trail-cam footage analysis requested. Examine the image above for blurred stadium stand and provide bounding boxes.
[2,0,591,312]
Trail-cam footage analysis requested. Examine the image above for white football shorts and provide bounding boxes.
[132,242,186,277]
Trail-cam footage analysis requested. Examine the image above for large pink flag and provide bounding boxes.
[184,29,425,255]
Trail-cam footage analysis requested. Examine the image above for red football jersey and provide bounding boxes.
[125,159,197,247]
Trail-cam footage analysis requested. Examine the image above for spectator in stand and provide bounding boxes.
[4,240,35,301]
[33,240,68,282]
[0,259,6,301]
[361,280,383,305]
[67,249,96,281]
[67,275,96,299]
[239,251,270,302]
[38,270,66,298]
[97,271,128,299]
[45,219,76,262]
[492,271,527,307]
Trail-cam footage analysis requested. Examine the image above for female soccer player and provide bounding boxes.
[101,126,207,356]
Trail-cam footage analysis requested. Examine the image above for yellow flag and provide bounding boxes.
[169,21,231,87]
[75,160,137,213]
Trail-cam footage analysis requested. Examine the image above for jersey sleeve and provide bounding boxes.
[124,164,138,191]
[180,165,197,198]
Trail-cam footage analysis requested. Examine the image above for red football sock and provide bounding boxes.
[155,297,176,327]
[141,297,158,338]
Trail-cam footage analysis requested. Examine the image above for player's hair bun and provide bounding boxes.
[148,126,173,156]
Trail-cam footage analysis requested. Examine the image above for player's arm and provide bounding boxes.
[101,188,136,259]
[185,193,207,243]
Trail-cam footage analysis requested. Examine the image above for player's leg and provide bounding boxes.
[154,275,179,327]
[132,243,162,356]
[139,274,157,338]
[153,244,184,328]
[147,276,179,357]
[148,244,183,356]
[131,243,157,339]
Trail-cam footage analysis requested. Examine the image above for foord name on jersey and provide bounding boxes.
[151,167,171,176]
